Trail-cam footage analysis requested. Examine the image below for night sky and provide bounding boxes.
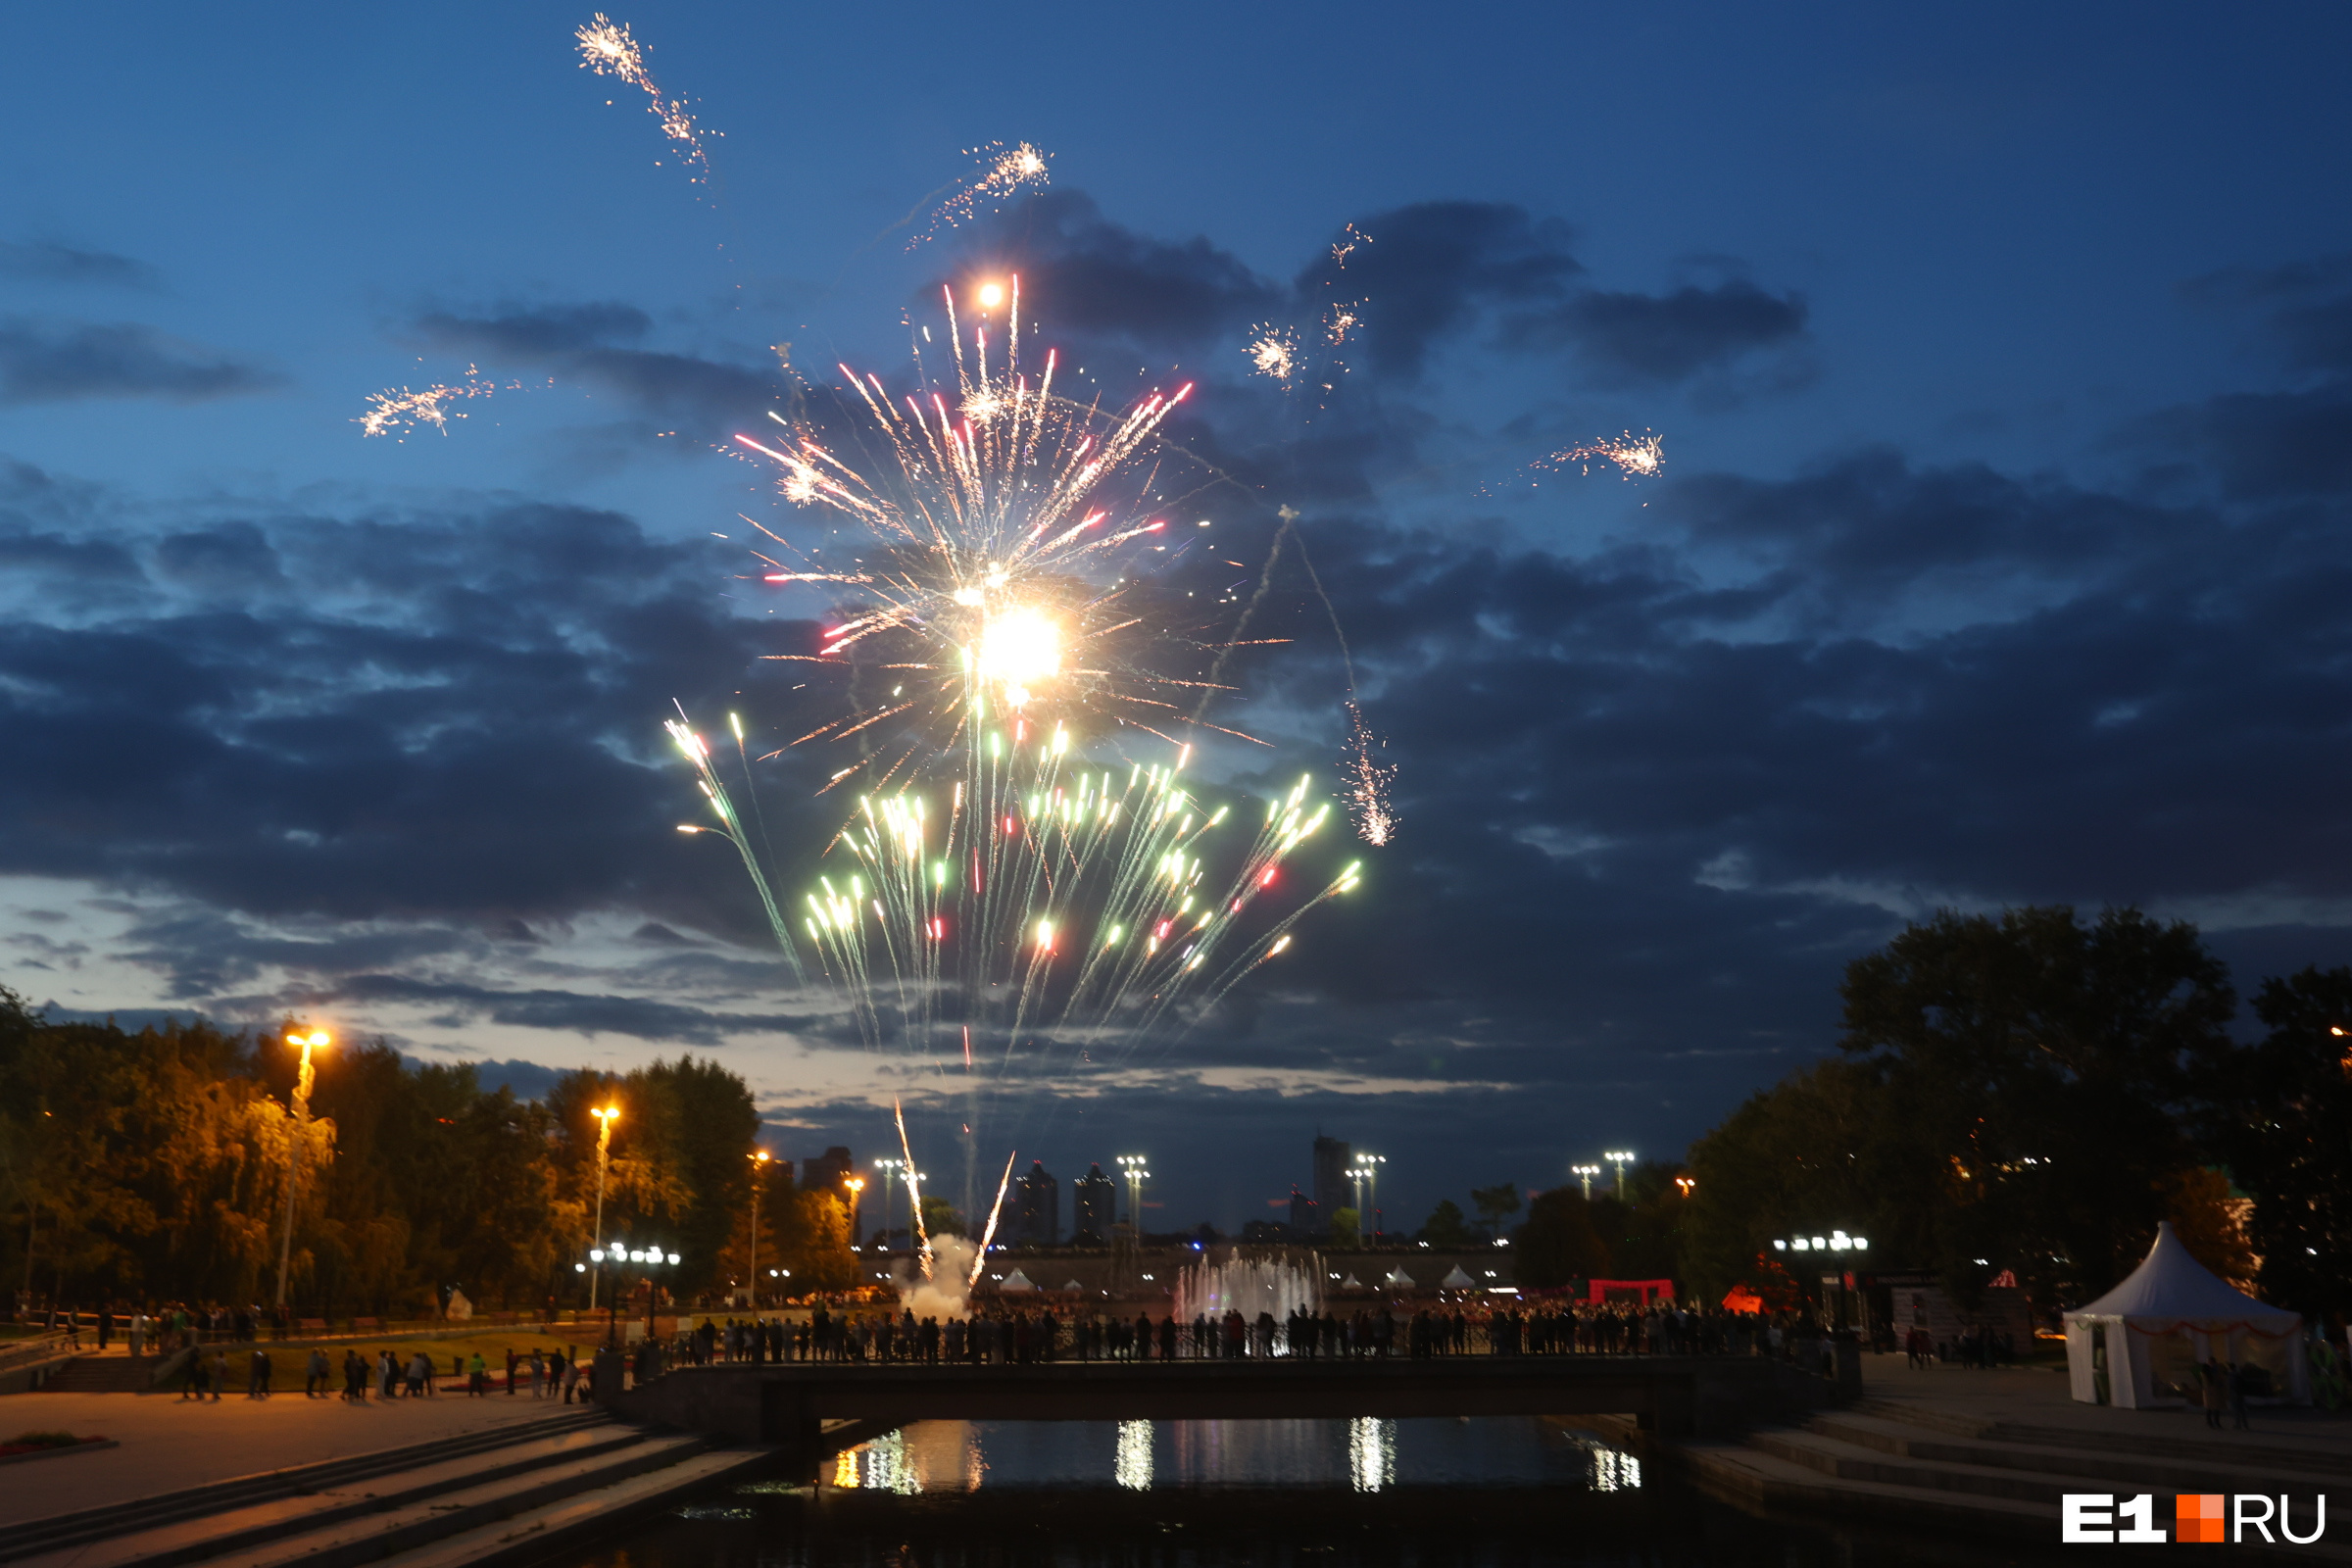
[7,2,2352,1231]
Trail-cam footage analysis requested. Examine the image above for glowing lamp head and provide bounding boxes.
[976,281,1005,310]
[975,605,1062,709]
[289,1028,330,1050]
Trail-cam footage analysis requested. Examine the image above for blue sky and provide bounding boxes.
[5,0,2351,1232]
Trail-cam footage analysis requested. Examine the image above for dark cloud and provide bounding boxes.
[0,318,277,405]
[325,973,815,1046]
[956,190,1280,350]
[1514,278,1810,385]
[0,240,163,290]
[2183,253,2352,374]
[414,303,774,440]
[1294,201,1584,382]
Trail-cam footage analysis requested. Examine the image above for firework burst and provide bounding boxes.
[1341,701,1397,847]
[356,368,515,439]
[1248,325,1298,383]
[1535,429,1664,481]
[575,14,716,184]
[910,141,1052,247]
[677,279,1364,1065]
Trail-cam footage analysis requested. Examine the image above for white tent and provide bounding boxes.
[1440,1266,1477,1290]
[1383,1267,1416,1290]
[2063,1221,2306,1407]
[999,1268,1037,1293]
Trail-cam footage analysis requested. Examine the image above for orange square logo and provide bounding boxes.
[2176,1494,2226,1544]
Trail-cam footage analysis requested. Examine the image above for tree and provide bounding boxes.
[1468,1182,1522,1239]
[2199,966,2352,1321]
[1417,1199,1475,1248]
[1514,1188,1610,1288]
[1834,905,2233,1301]
[1327,1206,1362,1249]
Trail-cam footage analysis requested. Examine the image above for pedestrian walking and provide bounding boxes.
[2229,1361,2253,1431]
[98,1306,115,1351]
[467,1350,488,1396]
[2200,1359,2226,1428]
[307,1348,330,1396]
[248,1348,270,1397]
[209,1349,228,1400]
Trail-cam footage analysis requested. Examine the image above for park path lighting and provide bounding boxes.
[1674,1175,1696,1198]
[589,1105,619,1309]
[747,1150,770,1310]
[1604,1151,1635,1201]
[273,1028,331,1311]
[1572,1163,1601,1200]
[873,1157,906,1251]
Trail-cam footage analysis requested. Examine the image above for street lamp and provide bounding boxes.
[844,1176,865,1245]
[588,1105,620,1309]
[1571,1163,1601,1201]
[273,1028,331,1311]
[1348,1154,1386,1237]
[747,1150,770,1310]
[873,1157,906,1251]
[1116,1154,1150,1232]
[1604,1150,1635,1201]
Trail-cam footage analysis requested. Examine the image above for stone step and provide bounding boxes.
[1812,1410,2352,1498]
[1749,1427,2064,1503]
[33,1355,162,1394]
[1848,1396,2352,1480]
[0,1409,613,1563]
[350,1448,774,1568]
[218,1432,713,1568]
[10,1425,657,1568]
[1680,1436,2060,1538]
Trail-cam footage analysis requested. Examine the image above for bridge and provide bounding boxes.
[616,1353,1851,1446]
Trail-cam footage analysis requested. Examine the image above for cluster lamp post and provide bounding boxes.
[1348,1154,1386,1237]
[1117,1154,1150,1232]
[1604,1150,1635,1201]
[580,1242,678,1347]
[873,1157,906,1250]
[273,1028,332,1311]
[1571,1163,1601,1201]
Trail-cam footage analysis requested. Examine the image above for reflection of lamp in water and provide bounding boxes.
[1348,1416,1395,1493]
[1116,1420,1152,1491]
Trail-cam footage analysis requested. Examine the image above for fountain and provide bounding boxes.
[1172,1250,1324,1349]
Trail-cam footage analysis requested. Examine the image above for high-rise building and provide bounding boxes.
[1288,1186,1320,1234]
[1311,1134,1351,1233]
[801,1146,855,1194]
[1073,1163,1116,1243]
[1013,1160,1059,1245]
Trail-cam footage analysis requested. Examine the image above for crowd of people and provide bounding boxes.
[632,1299,1838,1372]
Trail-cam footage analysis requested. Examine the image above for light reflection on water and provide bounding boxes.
[817,1417,1638,1494]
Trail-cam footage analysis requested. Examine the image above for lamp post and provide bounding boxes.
[747,1150,770,1310]
[273,1028,331,1311]
[588,1105,619,1310]
[1571,1163,1601,1201]
[844,1176,865,1248]
[1604,1150,1635,1201]
[1348,1154,1385,1238]
[873,1157,905,1250]
[1116,1154,1150,1233]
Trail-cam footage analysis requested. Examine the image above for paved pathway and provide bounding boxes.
[0,1388,590,1526]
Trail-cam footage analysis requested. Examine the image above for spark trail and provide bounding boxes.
[575,14,716,184]
[909,142,1051,247]
[356,368,514,439]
